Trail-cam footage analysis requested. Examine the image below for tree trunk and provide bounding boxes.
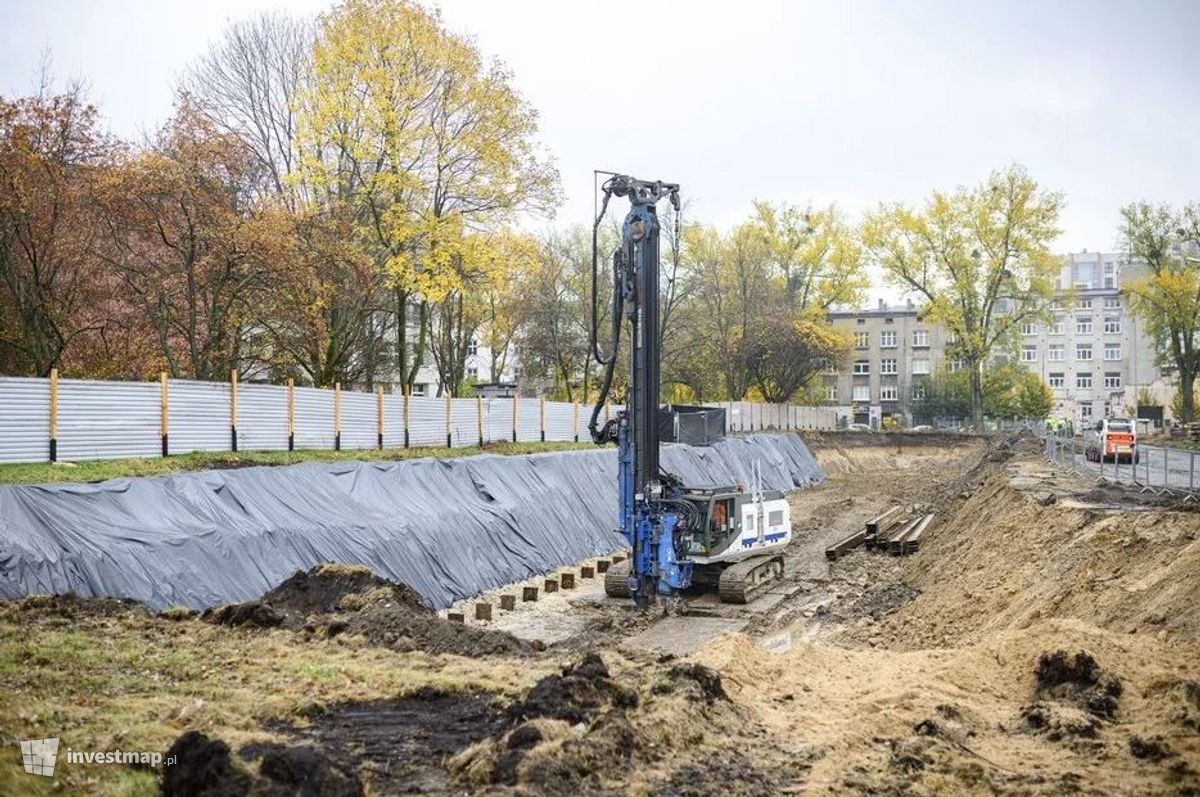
[969,359,984,425]
[1181,369,1196,423]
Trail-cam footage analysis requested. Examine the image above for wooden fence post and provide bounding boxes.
[539,395,546,442]
[376,385,384,449]
[333,382,342,451]
[445,391,453,448]
[403,387,410,448]
[230,369,239,452]
[160,372,169,456]
[287,378,295,451]
[477,395,484,447]
[512,392,519,443]
[48,368,58,463]
[574,400,580,443]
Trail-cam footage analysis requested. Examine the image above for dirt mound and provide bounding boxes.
[202,562,537,657]
[507,651,638,724]
[162,730,362,797]
[15,592,148,620]
[346,601,538,657]
[857,460,1200,649]
[449,652,755,795]
[1034,649,1123,718]
[263,563,428,616]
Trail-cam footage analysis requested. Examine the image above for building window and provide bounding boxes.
[948,358,965,372]
[1104,342,1121,360]
[1104,372,1122,389]
[1076,343,1092,361]
[1050,317,1065,335]
[1076,316,1093,334]
[1021,344,1038,362]
[467,367,478,379]
[1050,299,1062,310]
[880,385,898,401]
[467,338,479,356]
[824,385,838,402]
[1104,297,1121,309]
[880,330,897,348]
[1048,344,1065,362]
[1048,372,1065,388]
[1077,373,1092,389]
[822,359,838,375]
[1078,298,1093,310]
[1022,322,1038,335]
[855,331,869,349]
[880,358,898,375]
[911,383,927,400]
[912,329,928,347]
[852,385,870,402]
[912,358,930,375]
[1081,402,1093,418]
[411,383,428,396]
[1103,317,1121,334]
[853,360,870,375]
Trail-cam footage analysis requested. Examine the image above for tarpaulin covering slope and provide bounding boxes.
[0,433,823,610]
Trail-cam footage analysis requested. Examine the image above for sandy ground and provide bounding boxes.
[3,432,1199,795]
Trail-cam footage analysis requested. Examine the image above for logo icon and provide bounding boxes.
[19,738,59,777]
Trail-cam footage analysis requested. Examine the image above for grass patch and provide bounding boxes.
[0,600,554,795]
[0,440,594,486]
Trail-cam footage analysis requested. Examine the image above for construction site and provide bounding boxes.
[1,428,1198,796]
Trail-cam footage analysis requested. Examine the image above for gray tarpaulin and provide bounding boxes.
[0,433,823,610]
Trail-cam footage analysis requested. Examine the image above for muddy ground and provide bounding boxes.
[2,432,1199,795]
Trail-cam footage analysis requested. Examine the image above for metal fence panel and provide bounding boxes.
[0,376,49,464]
[450,398,480,448]
[293,386,335,450]
[483,398,513,443]
[381,394,407,448]
[58,379,160,461]
[340,390,377,450]
[238,384,289,452]
[407,396,446,448]
[516,399,541,443]
[543,401,573,442]
[169,380,230,454]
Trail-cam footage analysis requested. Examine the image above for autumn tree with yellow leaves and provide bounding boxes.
[296,0,559,394]
[1120,201,1200,422]
[863,165,1062,424]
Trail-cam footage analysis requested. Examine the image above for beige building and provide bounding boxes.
[823,252,1163,429]
[825,300,948,427]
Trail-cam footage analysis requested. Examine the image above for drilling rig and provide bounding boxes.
[588,174,792,608]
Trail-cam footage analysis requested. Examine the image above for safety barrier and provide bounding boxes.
[0,372,839,464]
[1044,434,1200,496]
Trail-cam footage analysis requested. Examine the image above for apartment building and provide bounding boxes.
[822,252,1162,428]
[1019,252,1158,425]
[825,300,948,427]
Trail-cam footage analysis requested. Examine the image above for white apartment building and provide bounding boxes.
[1017,252,1159,425]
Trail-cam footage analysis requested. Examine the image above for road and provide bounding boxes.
[1046,436,1200,492]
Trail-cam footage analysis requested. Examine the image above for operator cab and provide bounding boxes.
[678,487,791,564]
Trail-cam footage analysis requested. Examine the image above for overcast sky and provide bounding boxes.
[3,0,1198,293]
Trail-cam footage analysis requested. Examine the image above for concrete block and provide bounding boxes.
[475,603,492,621]
[561,572,576,589]
[522,586,539,602]
[596,559,611,573]
[447,612,464,623]
[500,594,516,611]
[580,566,595,579]
[544,578,559,593]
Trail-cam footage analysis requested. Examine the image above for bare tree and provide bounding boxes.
[180,11,312,204]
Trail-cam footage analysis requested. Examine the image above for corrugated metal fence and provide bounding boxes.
[0,373,838,464]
